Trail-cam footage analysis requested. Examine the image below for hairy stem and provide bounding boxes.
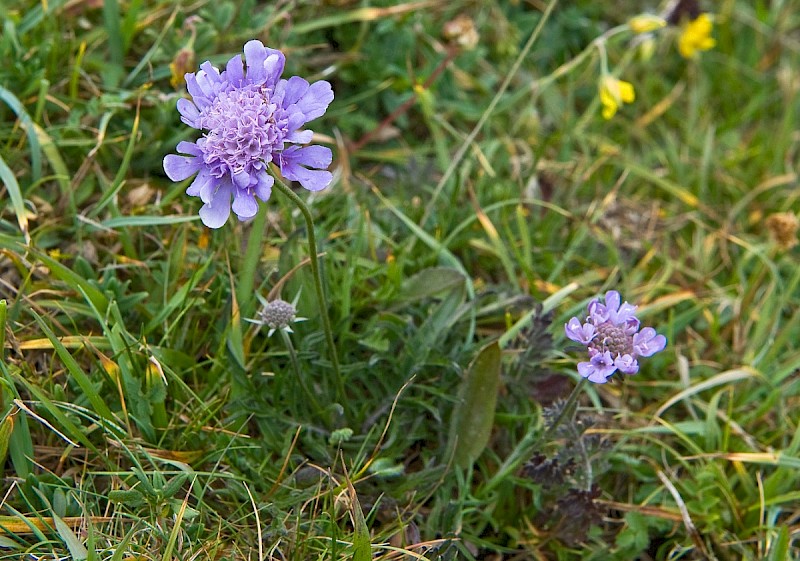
[271,175,344,402]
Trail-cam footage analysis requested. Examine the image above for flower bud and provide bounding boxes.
[629,14,667,34]
[442,15,479,51]
[260,299,297,330]
[169,47,195,88]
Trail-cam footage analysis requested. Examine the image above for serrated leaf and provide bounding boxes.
[448,341,502,469]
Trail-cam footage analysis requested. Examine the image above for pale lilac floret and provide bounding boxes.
[565,290,666,383]
[565,317,595,345]
[578,352,617,384]
[163,40,334,228]
[633,327,667,357]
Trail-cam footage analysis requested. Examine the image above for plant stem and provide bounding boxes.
[280,329,323,417]
[542,378,586,440]
[271,175,344,402]
[481,378,587,494]
[238,203,269,320]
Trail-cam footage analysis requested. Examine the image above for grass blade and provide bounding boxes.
[0,153,30,244]
[31,312,118,427]
[0,85,42,181]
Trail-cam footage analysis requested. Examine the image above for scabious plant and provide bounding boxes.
[247,294,306,337]
[163,40,334,228]
[565,291,666,383]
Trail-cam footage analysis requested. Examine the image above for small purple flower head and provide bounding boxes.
[163,40,334,228]
[565,290,666,383]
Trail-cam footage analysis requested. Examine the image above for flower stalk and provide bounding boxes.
[279,329,323,416]
[271,173,344,401]
[238,204,269,319]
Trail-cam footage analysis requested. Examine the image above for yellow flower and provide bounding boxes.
[629,14,666,34]
[678,13,716,58]
[599,76,635,120]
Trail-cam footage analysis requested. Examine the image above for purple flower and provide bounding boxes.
[163,40,334,228]
[565,290,666,383]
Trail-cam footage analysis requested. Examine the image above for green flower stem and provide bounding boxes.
[542,377,586,440]
[271,174,344,401]
[481,378,587,495]
[280,329,323,416]
[238,204,269,320]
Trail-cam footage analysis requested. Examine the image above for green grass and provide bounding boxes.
[1,0,799,559]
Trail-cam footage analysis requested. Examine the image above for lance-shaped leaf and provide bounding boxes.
[447,341,502,469]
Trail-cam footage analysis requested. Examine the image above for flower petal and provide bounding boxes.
[253,173,274,201]
[614,354,639,374]
[186,171,214,198]
[579,351,617,383]
[185,73,211,108]
[633,327,667,357]
[175,141,203,156]
[244,40,285,85]
[619,80,635,103]
[292,145,332,168]
[285,129,314,144]
[232,169,251,189]
[177,98,201,127]
[604,291,621,314]
[232,189,258,219]
[285,167,332,192]
[296,80,334,121]
[281,76,309,107]
[279,145,333,191]
[565,317,594,345]
[198,181,232,229]
[225,53,244,86]
[163,154,201,181]
[616,302,638,324]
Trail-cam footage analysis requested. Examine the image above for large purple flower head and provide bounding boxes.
[163,40,334,228]
[565,291,666,384]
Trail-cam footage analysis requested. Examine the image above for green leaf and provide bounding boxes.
[53,512,88,561]
[100,215,200,228]
[0,153,30,243]
[0,364,34,478]
[766,525,789,561]
[0,85,42,181]
[31,312,118,427]
[448,341,503,469]
[396,267,468,305]
[29,248,109,314]
[0,415,13,468]
[347,482,372,561]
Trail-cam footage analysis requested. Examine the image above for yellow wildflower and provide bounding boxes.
[678,13,716,58]
[599,76,635,120]
[629,14,667,34]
